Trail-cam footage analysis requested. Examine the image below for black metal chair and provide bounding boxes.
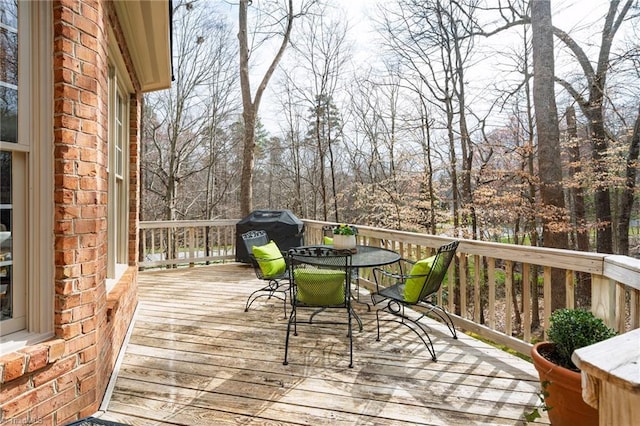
[283,246,355,368]
[242,230,288,317]
[371,240,459,361]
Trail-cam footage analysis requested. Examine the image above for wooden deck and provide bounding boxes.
[96,264,549,425]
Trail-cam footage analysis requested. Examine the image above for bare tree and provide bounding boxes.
[531,0,568,311]
[143,0,224,221]
[238,0,316,216]
[553,0,635,253]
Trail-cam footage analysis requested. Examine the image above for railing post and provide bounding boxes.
[591,274,616,329]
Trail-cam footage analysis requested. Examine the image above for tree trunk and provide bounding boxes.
[618,105,640,255]
[531,0,568,311]
[238,0,295,217]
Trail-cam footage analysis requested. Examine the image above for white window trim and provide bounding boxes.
[106,28,132,293]
[1,0,54,354]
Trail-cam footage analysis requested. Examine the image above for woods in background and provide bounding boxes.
[141,0,640,258]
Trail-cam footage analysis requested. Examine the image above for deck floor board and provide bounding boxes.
[97,264,549,425]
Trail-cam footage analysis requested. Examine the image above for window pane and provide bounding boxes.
[0,0,18,144]
[0,86,18,143]
[0,151,13,321]
[0,27,18,86]
[0,0,18,28]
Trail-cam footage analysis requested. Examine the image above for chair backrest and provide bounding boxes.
[242,230,269,253]
[288,246,353,307]
[416,240,459,301]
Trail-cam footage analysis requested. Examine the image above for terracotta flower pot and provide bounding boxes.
[531,342,598,426]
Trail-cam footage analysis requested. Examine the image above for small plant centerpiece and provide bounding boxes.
[528,308,617,425]
[332,224,357,250]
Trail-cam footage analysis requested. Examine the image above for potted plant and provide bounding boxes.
[332,224,357,249]
[528,308,617,425]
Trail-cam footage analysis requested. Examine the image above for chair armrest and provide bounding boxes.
[373,258,423,292]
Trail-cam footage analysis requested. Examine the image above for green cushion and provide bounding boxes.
[252,241,286,278]
[323,236,334,245]
[404,255,436,303]
[294,268,345,305]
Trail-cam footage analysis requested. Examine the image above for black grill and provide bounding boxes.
[235,210,305,263]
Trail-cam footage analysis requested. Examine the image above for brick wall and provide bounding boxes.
[0,1,141,424]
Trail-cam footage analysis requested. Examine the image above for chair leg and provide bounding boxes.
[423,302,458,339]
[347,304,353,368]
[283,307,296,365]
[244,279,287,318]
[375,301,438,361]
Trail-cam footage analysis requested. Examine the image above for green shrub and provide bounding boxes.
[547,308,617,370]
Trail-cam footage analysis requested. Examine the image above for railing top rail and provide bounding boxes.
[139,219,240,229]
[304,220,640,285]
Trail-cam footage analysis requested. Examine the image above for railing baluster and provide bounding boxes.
[474,254,481,324]
[488,257,496,330]
[522,263,531,342]
[505,260,513,337]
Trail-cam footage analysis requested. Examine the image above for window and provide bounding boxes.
[106,34,132,290]
[0,0,53,349]
[1,0,20,333]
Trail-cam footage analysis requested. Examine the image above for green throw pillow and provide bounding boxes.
[403,255,436,303]
[252,241,286,278]
[323,236,334,245]
[294,268,345,305]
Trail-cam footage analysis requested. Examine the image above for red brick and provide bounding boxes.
[80,317,97,335]
[1,381,56,419]
[46,340,66,362]
[28,386,77,422]
[78,276,97,291]
[55,98,75,114]
[55,249,76,265]
[56,292,81,311]
[76,45,97,64]
[55,159,76,175]
[72,304,95,322]
[54,21,80,42]
[56,205,81,220]
[76,247,96,263]
[55,143,80,160]
[79,177,98,191]
[0,352,26,382]
[54,66,75,84]
[60,53,81,73]
[76,102,97,119]
[76,191,98,205]
[20,345,49,373]
[54,310,73,326]
[58,114,82,131]
[60,322,82,339]
[0,374,31,404]
[55,128,77,145]
[80,205,105,219]
[79,373,97,394]
[55,388,96,424]
[80,32,98,53]
[75,15,98,38]
[54,236,79,251]
[80,89,98,106]
[79,234,98,250]
[76,132,96,147]
[81,120,97,135]
[33,356,78,386]
[65,334,96,360]
[77,162,97,177]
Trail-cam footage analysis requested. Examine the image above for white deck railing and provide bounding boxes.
[138,218,640,355]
